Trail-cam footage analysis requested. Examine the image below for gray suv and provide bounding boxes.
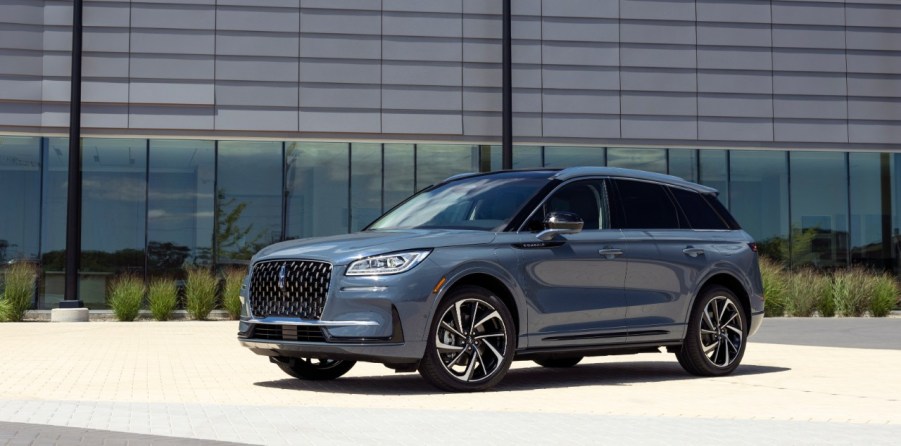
[238,167,764,392]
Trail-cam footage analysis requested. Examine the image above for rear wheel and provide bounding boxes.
[676,286,747,376]
[275,357,356,381]
[418,286,516,392]
[534,357,583,368]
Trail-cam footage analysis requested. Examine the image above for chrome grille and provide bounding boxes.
[250,260,332,319]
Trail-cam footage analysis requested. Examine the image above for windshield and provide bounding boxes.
[368,173,550,231]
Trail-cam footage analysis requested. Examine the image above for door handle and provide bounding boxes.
[683,247,705,258]
[598,248,623,259]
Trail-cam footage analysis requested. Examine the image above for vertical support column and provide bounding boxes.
[501,0,512,170]
[63,0,83,308]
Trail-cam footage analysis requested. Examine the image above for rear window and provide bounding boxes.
[611,179,680,229]
[669,187,730,230]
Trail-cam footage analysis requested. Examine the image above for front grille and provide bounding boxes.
[250,260,332,319]
[250,324,326,342]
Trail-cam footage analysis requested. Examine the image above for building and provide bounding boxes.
[2,0,901,308]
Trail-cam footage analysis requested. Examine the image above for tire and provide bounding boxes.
[275,357,356,381]
[418,285,516,392]
[534,356,583,368]
[676,285,748,376]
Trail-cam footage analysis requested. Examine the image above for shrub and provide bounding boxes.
[147,277,178,321]
[222,268,245,320]
[759,257,788,317]
[0,262,37,322]
[786,268,829,317]
[108,275,145,322]
[185,267,218,320]
[869,274,899,317]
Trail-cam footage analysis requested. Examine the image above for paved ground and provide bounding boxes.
[1,319,900,445]
[752,317,901,350]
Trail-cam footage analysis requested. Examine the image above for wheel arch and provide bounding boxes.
[694,272,752,326]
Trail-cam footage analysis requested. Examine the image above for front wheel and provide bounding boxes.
[676,286,748,376]
[418,286,516,392]
[275,357,356,381]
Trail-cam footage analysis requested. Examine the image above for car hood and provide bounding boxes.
[252,229,497,265]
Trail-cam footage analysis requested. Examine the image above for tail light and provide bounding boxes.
[748,242,758,253]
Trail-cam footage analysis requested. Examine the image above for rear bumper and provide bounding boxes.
[749,310,764,337]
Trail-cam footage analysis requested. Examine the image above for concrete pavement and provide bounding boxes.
[1,320,900,445]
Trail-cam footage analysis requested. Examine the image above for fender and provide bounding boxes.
[423,258,528,347]
[684,261,756,326]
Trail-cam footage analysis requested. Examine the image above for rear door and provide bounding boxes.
[609,179,702,343]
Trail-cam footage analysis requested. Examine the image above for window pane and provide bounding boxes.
[670,188,728,230]
[39,138,68,308]
[730,150,789,262]
[415,144,479,191]
[699,149,729,208]
[544,146,603,168]
[530,180,607,231]
[351,143,381,232]
[489,145,544,170]
[0,136,41,262]
[217,141,283,263]
[607,148,666,173]
[612,179,679,229]
[849,152,891,270]
[147,140,215,276]
[790,151,849,269]
[81,138,148,308]
[668,148,698,182]
[285,142,349,238]
[384,143,415,210]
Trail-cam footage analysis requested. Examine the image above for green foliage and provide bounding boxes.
[147,277,178,321]
[108,275,145,322]
[0,262,37,322]
[870,274,900,317]
[222,268,246,320]
[185,267,218,320]
[216,193,265,261]
[759,256,788,317]
[785,268,829,317]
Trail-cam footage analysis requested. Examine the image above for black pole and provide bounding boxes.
[62,0,83,308]
[501,0,512,170]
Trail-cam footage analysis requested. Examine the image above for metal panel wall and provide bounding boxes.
[2,0,901,149]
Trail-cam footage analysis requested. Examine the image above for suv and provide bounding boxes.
[238,167,764,392]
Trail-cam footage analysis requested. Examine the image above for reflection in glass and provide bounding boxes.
[699,149,729,207]
[218,141,283,263]
[489,145,544,170]
[544,146,603,168]
[607,148,666,173]
[790,151,849,269]
[416,144,479,192]
[80,138,148,307]
[849,153,891,270]
[38,139,68,308]
[147,140,215,276]
[286,142,349,238]
[730,151,789,262]
[351,143,381,231]
[668,148,698,182]
[0,136,41,263]
[384,144,415,210]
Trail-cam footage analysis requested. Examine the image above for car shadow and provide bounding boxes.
[253,360,790,395]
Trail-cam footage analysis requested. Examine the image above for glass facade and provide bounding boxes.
[3,137,901,308]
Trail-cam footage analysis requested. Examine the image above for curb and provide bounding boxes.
[22,309,235,322]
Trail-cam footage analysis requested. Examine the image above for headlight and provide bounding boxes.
[345,250,431,276]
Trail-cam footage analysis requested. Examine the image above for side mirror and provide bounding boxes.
[536,211,584,241]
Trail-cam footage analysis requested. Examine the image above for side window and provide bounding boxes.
[527,180,608,231]
[611,179,680,229]
[669,187,730,230]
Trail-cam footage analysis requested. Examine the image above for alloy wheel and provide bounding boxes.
[698,296,744,368]
[434,298,508,383]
